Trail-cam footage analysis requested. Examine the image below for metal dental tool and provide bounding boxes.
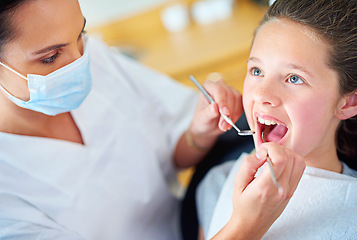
[189,75,255,136]
[262,131,283,191]
[190,74,281,191]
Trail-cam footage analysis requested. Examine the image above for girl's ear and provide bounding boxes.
[335,91,357,120]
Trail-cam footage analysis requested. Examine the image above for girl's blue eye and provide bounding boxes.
[252,68,263,76]
[287,74,304,84]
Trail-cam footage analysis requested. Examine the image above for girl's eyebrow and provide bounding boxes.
[31,17,86,56]
[284,63,313,78]
[247,56,261,63]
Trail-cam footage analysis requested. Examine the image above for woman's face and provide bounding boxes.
[243,19,344,164]
[0,0,85,100]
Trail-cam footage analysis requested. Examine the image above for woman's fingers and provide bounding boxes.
[204,80,230,131]
[203,79,243,131]
[190,77,243,141]
[260,143,306,198]
[231,87,243,123]
[235,148,268,192]
[229,144,306,238]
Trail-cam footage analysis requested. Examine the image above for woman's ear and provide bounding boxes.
[335,91,357,120]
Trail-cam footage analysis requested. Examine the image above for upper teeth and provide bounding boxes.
[258,117,279,126]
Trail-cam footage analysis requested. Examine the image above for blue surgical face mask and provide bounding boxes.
[0,37,92,116]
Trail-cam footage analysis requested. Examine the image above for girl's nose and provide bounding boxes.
[254,81,282,107]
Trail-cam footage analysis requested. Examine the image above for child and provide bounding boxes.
[196,0,357,239]
[0,0,241,239]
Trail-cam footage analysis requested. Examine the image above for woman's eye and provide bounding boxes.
[252,67,263,76]
[287,74,304,84]
[41,51,60,64]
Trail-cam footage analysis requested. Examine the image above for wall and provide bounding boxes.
[78,0,170,28]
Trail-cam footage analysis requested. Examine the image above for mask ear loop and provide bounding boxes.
[0,61,29,99]
[0,61,28,81]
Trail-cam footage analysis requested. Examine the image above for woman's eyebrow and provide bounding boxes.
[32,17,86,56]
[32,43,69,56]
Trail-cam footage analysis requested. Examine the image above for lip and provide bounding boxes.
[254,112,288,147]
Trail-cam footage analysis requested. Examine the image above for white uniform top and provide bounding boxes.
[0,36,197,240]
[206,154,357,240]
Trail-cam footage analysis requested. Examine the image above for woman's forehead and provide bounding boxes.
[4,0,83,53]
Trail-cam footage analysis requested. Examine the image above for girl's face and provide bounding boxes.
[243,19,344,165]
[0,0,85,101]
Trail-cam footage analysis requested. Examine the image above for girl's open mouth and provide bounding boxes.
[258,116,288,144]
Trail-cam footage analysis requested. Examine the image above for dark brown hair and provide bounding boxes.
[0,0,31,56]
[261,0,357,169]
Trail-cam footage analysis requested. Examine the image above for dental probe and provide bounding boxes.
[262,131,283,192]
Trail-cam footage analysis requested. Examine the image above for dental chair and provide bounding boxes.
[180,113,255,240]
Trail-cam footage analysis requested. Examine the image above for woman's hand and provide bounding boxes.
[174,78,242,168]
[212,143,306,240]
[188,78,243,149]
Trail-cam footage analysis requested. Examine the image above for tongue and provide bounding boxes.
[264,124,287,143]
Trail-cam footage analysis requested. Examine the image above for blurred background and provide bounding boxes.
[78,0,269,95]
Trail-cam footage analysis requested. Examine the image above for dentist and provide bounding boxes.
[0,0,242,239]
